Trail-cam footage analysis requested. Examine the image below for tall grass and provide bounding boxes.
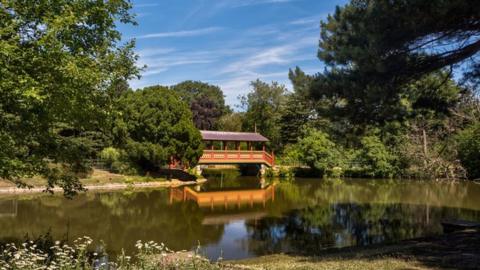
[0,237,226,270]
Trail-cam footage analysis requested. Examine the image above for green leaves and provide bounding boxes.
[240,80,287,151]
[114,87,203,172]
[457,124,480,179]
[313,0,480,124]
[0,0,138,195]
[171,81,230,130]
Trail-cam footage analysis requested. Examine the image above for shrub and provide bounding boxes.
[278,166,294,179]
[264,167,275,178]
[457,123,480,179]
[296,129,343,174]
[358,135,398,177]
[114,86,203,172]
[328,166,344,178]
[279,144,302,166]
[99,147,121,167]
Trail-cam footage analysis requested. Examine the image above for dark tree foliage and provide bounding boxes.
[171,81,229,130]
[312,0,480,124]
[280,67,317,145]
[0,0,139,196]
[190,96,223,130]
[113,86,203,172]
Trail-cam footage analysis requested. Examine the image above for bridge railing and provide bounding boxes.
[199,150,274,166]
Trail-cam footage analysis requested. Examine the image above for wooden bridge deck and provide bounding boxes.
[198,150,274,167]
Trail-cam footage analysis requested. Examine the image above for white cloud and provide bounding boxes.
[290,16,320,25]
[134,3,160,8]
[136,47,176,57]
[226,0,297,8]
[136,27,223,39]
[220,36,317,74]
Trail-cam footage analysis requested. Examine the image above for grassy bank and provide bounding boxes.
[0,169,204,194]
[229,230,480,270]
[1,230,478,269]
[0,169,164,188]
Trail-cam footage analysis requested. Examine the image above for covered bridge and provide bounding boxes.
[198,130,274,167]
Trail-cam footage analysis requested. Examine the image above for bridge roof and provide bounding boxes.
[200,130,269,142]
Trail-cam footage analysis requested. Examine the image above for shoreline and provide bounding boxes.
[227,229,480,269]
[0,178,207,195]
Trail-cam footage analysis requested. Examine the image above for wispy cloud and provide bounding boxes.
[227,0,297,8]
[137,47,176,57]
[136,48,218,77]
[136,27,223,39]
[134,3,160,8]
[221,36,317,74]
[290,16,319,25]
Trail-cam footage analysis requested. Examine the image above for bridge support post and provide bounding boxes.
[194,165,203,176]
[259,164,267,176]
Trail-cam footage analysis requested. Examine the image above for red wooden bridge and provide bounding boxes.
[197,131,274,167]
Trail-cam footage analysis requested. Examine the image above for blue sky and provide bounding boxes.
[119,0,348,106]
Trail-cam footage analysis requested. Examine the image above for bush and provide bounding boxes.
[457,123,480,179]
[358,135,397,177]
[328,166,344,178]
[99,147,121,167]
[279,144,302,166]
[114,86,203,172]
[264,167,275,178]
[278,166,294,179]
[296,129,343,173]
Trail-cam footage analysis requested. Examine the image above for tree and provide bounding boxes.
[312,0,480,123]
[0,0,139,195]
[280,67,317,145]
[240,80,286,151]
[295,129,341,174]
[216,112,244,132]
[171,81,229,130]
[190,96,223,130]
[457,123,480,179]
[358,135,397,178]
[113,86,203,172]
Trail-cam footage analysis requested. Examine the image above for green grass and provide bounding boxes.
[0,169,167,189]
[229,254,426,270]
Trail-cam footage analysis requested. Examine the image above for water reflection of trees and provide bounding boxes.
[274,178,480,211]
[0,178,478,259]
[200,170,260,191]
[245,203,480,256]
[243,178,480,256]
[0,190,225,256]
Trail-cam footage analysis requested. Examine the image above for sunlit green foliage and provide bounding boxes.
[457,124,480,179]
[216,112,244,132]
[240,80,287,151]
[358,135,397,178]
[113,86,203,172]
[295,129,342,175]
[0,0,139,195]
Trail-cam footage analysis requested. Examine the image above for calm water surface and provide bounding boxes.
[0,172,479,260]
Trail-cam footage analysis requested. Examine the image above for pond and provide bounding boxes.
[0,171,479,261]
